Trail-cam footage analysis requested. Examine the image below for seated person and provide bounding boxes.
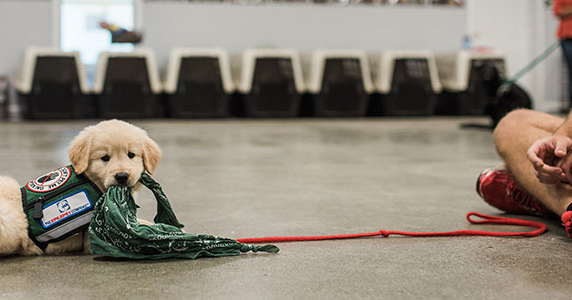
[477,108,572,238]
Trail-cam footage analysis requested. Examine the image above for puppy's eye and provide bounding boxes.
[128,152,135,159]
[101,155,110,162]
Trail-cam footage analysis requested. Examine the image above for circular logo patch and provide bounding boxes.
[27,166,71,193]
[57,199,71,213]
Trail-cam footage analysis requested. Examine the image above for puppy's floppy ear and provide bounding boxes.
[142,136,162,174]
[68,129,92,174]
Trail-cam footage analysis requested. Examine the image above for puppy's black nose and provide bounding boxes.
[114,172,129,185]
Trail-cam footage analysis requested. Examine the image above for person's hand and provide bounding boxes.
[526,135,572,184]
[556,148,572,184]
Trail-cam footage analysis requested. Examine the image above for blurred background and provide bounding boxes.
[0,0,562,121]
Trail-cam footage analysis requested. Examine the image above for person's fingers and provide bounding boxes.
[527,136,572,184]
[527,145,547,168]
[541,164,564,175]
[533,163,564,183]
[535,170,562,184]
[557,154,568,168]
[558,155,572,184]
[554,136,571,157]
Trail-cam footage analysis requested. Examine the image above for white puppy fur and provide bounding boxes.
[0,119,161,256]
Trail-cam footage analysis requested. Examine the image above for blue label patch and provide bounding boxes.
[40,189,92,229]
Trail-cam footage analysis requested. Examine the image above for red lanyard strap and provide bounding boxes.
[236,212,547,244]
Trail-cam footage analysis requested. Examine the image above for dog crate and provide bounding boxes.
[14,47,91,119]
[164,48,234,118]
[0,75,8,120]
[304,50,374,117]
[234,49,305,118]
[435,51,506,115]
[370,50,442,116]
[93,49,163,118]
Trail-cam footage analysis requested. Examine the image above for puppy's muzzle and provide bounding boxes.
[114,172,130,185]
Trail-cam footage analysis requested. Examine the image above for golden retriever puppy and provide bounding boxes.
[0,119,161,256]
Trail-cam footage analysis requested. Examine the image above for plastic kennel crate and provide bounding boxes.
[234,48,305,117]
[93,49,163,118]
[435,51,506,115]
[0,75,8,120]
[304,50,374,117]
[14,47,90,119]
[164,48,234,118]
[370,50,442,116]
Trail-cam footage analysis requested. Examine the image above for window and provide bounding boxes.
[60,0,135,66]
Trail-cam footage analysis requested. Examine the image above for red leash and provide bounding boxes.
[236,212,547,244]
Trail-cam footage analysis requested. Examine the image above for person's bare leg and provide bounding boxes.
[494,109,572,215]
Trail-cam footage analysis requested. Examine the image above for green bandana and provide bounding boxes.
[88,173,279,259]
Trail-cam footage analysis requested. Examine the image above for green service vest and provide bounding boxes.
[21,165,102,251]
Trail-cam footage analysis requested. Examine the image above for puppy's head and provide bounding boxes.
[68,119,162,192]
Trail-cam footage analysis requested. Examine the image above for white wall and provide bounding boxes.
[0,1,468,85]
[0,0,54,76]
[1,1,564,112]
[541,5,566,111]
[141,3,467,73]
[467,0,562,112]
[0,0,55,115]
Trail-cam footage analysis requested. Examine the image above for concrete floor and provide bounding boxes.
[0,117,571,299]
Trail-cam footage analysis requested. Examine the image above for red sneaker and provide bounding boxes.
[562,211,572,239]
[476,168,549,217]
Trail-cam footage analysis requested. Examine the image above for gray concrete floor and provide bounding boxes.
[0,117,571,299]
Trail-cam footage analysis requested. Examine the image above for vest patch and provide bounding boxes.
[21,165,102,251]
[40,189,93,229]
[26,166,71,193]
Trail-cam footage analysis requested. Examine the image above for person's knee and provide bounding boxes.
[498,109,533,126]
[493,109,532,155]
[494,109,531,135]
